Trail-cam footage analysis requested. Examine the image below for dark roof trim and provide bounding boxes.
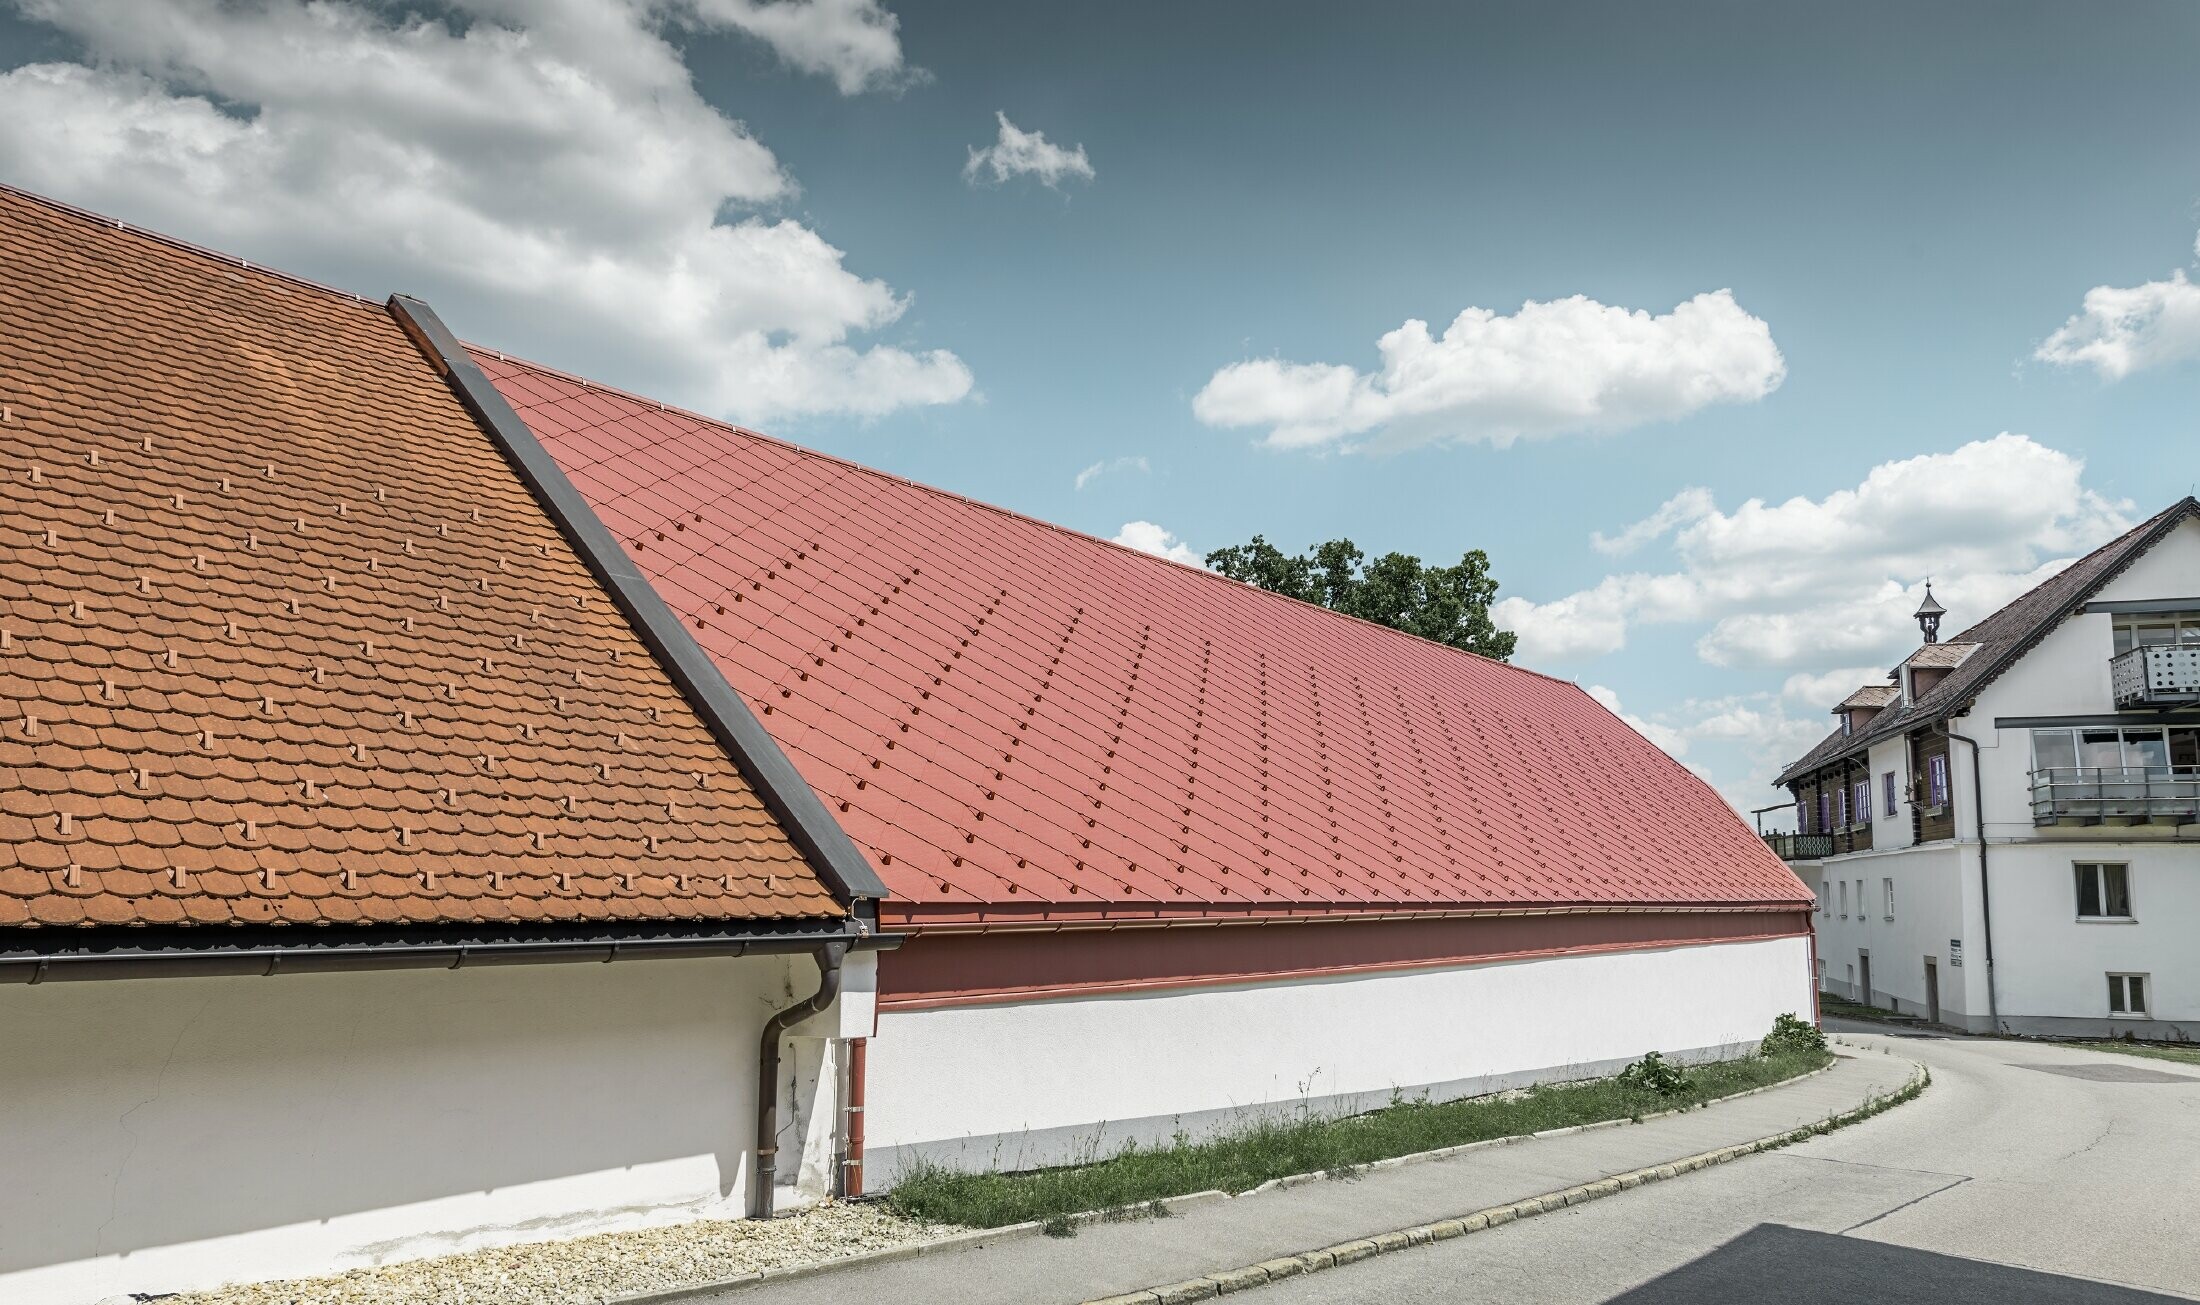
[388,295,890,908]
[1776,498,2200,787]
[3,919,899,985]
[2080,598,2200,615]
[1995,712,2200,729]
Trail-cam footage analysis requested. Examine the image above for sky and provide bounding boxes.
[3,0,2198,813]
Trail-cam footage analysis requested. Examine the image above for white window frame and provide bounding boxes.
[2107,972,2150,1018]
[1882,877,1895,920]
[2075,862,2134,922]
[1839,880,1849,918]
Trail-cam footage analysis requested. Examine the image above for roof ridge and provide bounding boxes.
[0,181,380,311]
[1774,495,2200,787]
[473,347,1583,689]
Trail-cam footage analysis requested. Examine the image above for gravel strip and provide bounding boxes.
[166,1202,956,1305]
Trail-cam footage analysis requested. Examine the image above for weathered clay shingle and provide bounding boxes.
[0,187,842,928]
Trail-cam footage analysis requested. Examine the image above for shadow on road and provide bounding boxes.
[1605,1224,2182,1304]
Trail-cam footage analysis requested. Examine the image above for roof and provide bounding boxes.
[1903,642,1979,669]
[476,350,1811,924]
[1776,496,2200,787]
[0,187,843,930]
[1835,684,1901,711]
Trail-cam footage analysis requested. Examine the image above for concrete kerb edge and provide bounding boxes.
[1079,1058,1930,1305]
[603,1191,1231,1304]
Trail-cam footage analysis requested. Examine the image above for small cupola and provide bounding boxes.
[1913,583,1945,645]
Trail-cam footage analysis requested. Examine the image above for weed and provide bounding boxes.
[885,1040,1831,1229]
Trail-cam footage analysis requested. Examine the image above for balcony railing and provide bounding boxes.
[1762,831,1833,861]
[2111,645,2200,709]
[2031,765,2200,826]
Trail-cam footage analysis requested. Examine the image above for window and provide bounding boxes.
[2107,973,2149,1018]
[1883,771,1897,818]
[1883,877,1895,919]
[1817,790,1831,833]
[2033,726,2200,776]
[1855,781,1872,825]
[1838,880,1849,917]
[1927,754,1949,807]
[1835,785,1849,829]
[2075,863,2132,919]
[2114,614,2200,655]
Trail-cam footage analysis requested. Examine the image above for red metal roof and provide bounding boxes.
[477,351,1809,925]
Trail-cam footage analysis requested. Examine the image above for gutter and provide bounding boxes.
[386,295,888,917]
[1940,720,2001,1033]
[0,923,897,985]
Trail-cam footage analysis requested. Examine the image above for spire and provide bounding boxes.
[1914,581,1945,645]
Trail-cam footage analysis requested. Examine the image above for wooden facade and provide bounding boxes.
[1788,725,1962,853]
[1910,731,1955,843]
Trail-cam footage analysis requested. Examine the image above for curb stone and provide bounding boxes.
[604,1191,1230,1304]
[1076,1058,1929,1305]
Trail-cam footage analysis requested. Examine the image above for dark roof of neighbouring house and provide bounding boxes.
[474,350,1813,926]
[0,186,846,930]
[1834,684,1901,712]
[1775,496,2200,787]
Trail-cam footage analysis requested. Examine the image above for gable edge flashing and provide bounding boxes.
[387,294,889,913]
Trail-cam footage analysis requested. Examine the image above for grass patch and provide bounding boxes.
[1815,995,1910,1023]
[885,1044,1833,1230]
[2068,1039,2200,1067]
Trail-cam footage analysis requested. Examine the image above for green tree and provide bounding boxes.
[1204,535,1518,661]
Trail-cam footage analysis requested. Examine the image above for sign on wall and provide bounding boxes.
[1949,939,1963,967]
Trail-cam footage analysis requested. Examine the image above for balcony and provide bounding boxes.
[1762,832,1833,861]
[2030,766,2200,826]
[2111,645,2200,709]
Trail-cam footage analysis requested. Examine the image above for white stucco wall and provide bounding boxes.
[0,951,863,1305]
[1805,514,2200,1034]
[863,935,1812,1180]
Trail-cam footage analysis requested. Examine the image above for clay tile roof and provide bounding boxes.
[0,187,841,930]
[472,351,1811,924]
[1776,496,2200,788]
[1835,685,1901,711]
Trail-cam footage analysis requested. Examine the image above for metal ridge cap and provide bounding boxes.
[386,294,889,909]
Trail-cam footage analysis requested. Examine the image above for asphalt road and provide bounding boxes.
[1247,1026,2200,1304]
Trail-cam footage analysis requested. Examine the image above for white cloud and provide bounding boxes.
[0,0,969,423]
[1111,520,1199,566]
[1191,290,1785,452]
[1074,455,1150,491]
[1497,434,2132,671]
[1780,666,1892,707]
[1591,487,1716,556]
[690,0,922,95]
[1585,685,1689,758]
[964,112,1094,188]
[2035,233,2200,380]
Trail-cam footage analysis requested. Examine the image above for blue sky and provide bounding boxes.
[4,0,2198,809]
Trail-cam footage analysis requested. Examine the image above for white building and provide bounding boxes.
[1773,497,2200,1040]
[0,189,881,1304]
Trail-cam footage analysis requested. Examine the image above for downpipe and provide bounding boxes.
[753,941,848,1219]
[1941,723,2000,1033]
